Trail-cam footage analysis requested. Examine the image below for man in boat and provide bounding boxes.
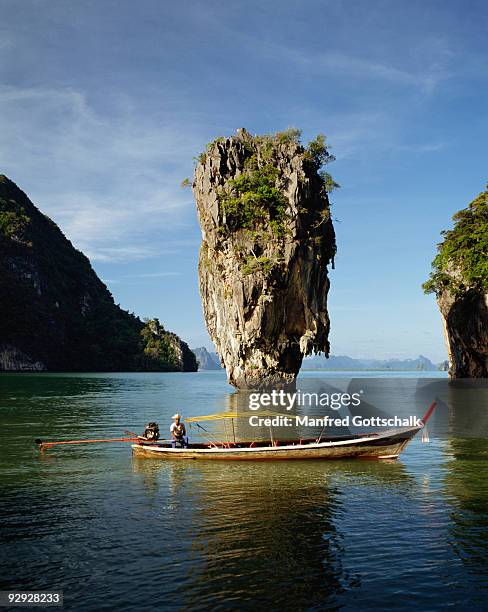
[170,414,188,448]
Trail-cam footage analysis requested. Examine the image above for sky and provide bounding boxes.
[1,0,487,362]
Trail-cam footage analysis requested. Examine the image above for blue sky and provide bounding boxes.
[1,0,487,361]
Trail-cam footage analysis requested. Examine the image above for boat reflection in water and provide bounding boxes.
[132,455,416,609]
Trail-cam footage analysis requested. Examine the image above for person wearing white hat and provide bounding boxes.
[170,413,188,448]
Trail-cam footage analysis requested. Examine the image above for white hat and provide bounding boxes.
[172,413,181,420]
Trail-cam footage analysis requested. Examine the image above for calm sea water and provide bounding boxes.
[1,371,487,611]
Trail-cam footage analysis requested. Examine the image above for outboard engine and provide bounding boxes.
[142,422,160,441]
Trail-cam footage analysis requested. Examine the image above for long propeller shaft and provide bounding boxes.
[35,436,138,450]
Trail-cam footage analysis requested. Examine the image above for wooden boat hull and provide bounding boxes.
[131,426,420,461]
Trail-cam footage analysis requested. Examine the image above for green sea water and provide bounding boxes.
[1,371,487,611]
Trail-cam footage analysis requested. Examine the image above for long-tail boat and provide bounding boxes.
[130,401,437,461]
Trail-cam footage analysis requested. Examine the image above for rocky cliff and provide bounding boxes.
[424,185,488,377]
[0,175,197,372]
[193,128,336,388]
[436,289,488,377]
[192,347,222,370]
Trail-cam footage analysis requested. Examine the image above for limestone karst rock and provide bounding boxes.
[424,185,488,378]
[193,128,336,389]
[437,288,488,377]
[192,346,222,370]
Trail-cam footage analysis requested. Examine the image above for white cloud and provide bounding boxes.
[0,85,202,261]
[130,271,181,278]
[297,108,448,161]
[230,29,454,95]
[104,271,182,279]
[0,72,448,266]
[82,245,163,263]
[392,142,446,153]
[0,36,13,51]
[314,52,445,91]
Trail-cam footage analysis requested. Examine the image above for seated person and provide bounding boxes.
[170,413,188,448]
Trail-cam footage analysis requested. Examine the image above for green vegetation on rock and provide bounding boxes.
[219,161,288,238]
[201,129,339,238]
[303,133,336,170]
[0,207,30,240]
[140,318,195,371]
[423,185,488,295]
[198,128,338,276]
[240,255,276,275]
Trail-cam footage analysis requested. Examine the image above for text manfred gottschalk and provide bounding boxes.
[247,389,422,429]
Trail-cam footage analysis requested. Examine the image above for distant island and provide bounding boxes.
[302,354,441,371]
[192,349,444,372]
[192,347,222,370]
[0,176,197,372]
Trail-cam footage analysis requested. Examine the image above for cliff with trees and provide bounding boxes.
[423,184,488,377]
[0,175,197,372]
